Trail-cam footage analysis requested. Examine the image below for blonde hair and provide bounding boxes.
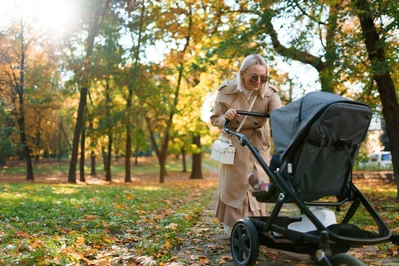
[236,54,269,91]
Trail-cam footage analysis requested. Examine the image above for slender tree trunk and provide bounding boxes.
[102,146,107,171]
[105,134,112,181]
[355,0,399,200]
[190,134,202,179]
[125,3,146,182]
[90,150,96,176]
[135,143,139,166]
[68,87,87,184]
[57,121,62,162]
[59,120,72,151]
[124,82,133,182]
[17,20,34,181]
[80,127,86,182]
[115,147,119,162]
[181,147,187,172]
[125,128,132,182]
[35,129,41,161]
[159,154,167,184]
[146,117,170,184]
[0,155,6,167]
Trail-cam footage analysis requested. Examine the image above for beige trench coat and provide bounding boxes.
[210,79,282,210]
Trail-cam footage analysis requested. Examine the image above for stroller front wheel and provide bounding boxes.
[330,253,365,266]
[230,218,259,266]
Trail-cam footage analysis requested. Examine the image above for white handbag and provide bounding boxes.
[210,136,235,165]
[210,95,258,165]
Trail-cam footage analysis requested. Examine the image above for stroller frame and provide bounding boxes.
[225,106,398,266]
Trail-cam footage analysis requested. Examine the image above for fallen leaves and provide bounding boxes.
[0,176,217,265]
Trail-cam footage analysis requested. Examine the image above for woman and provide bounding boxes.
[210,54,282,236]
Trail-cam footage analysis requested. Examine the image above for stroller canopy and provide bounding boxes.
[271,91,371,160]
[270,91,372,200]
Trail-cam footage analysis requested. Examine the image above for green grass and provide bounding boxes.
[0,157,217,265]
[0,157,188,176]
[0,182,216,265]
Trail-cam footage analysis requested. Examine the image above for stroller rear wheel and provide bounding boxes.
[330,253,364,266]
[230,218,259,266]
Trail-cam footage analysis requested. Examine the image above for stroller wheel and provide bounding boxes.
[330,253,364,266]
[230,218,259,266]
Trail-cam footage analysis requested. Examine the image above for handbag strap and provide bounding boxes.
[236,95,257,132]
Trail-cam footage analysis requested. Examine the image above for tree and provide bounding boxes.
[0,20,36,180]
[121,0,150,183]
[0,98,19,167]
[67,0,112,183]
[87,7,127,182]
[209,0,399,198]
[141,0,225,183]
[353,0,399,199]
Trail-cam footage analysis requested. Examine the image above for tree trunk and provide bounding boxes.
[35,129,41,161]
[125,129,132,182]
[159,154,167,184]
[135,143,139,166]
[124,80,133,183]
[16,19,34,180]
[90,150,96,176]
[181,147,187,173]
[17,90,34,180]
[102,146,107,171]
[146,117,170,184]
[79,127,86,182]
[105,134,112,181]
[125,2,146,182]
[68,87,88,184]
[115,147,119,162]
[58,121,62,162]
[355,0,399,200]
[0,155,6,167]
[190,134,202,179]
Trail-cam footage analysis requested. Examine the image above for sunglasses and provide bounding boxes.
[249,74,268,84]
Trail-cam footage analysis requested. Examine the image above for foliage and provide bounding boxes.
[1,0,398,185]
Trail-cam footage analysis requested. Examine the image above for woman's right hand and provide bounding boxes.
[224,108,240,120]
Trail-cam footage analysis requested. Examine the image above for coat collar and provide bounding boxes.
[219,79,269,98]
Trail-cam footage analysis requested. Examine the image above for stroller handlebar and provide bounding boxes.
[236,110,270,118]
[224,111,270,146]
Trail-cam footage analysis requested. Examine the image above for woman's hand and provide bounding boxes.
[224,108,241,120]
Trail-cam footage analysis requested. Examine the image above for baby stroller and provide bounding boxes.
[225,91,398,266]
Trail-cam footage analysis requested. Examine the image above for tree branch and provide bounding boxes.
[261,11,327,72]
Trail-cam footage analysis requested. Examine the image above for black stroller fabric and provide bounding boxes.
[270,92,372,201]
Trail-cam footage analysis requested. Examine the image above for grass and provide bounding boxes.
[0,156,218,265]
[0,156,186,176]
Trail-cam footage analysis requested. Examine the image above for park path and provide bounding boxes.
[167,163,316,265]
[167,164,398,266]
